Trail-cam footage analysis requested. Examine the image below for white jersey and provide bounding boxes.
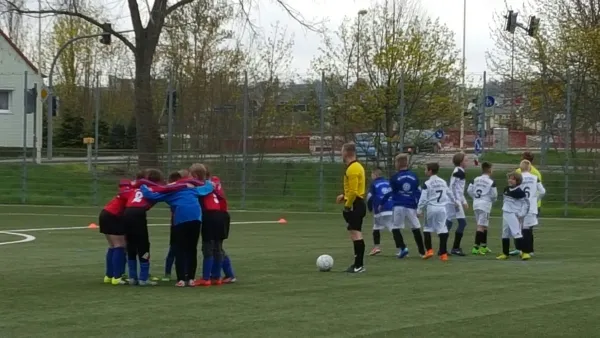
[520,172,546,214]
[448,167,467,205]
[502,186,529,216]
[466,174,498,213]
[417,175,452,213]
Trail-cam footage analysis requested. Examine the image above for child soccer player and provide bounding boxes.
[121,169,164,286]
[466,162,498,255]
[99,178,134,284]
[496,171,530,260]
[367,167,407,258]
[518,160,546,258]
[206,170,236,283]
[379,154,425,258]
[417,162,452,261]
[446,152,469,256]
[141,166,213,287]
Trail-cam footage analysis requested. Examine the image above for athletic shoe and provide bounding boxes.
[197,279,212,286]
[128,278,138,286]
[481,246,492,254]
[422,249,434,260]
[451,248,466,256]
[222,277,237,284]
[187,279,196,287]
[440,253,449,262]
[211,278,223,286]
[344,265,365,273]
[397,248,409,259]
[496,254,509,260]
[509,249,521,256]
[471,247,479,255]
[104,276,112,284]
[138,280,157,286]
[175,280,186,287]
[111,277,127,285]
[369,247,381,256]
[520,253,532,261]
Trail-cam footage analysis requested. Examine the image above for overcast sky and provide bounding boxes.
[16,0,523,78]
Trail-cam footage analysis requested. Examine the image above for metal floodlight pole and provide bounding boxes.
[46,30,133,160]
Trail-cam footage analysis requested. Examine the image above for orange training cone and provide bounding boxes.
[88,223,98,229]
[278,218,287,224]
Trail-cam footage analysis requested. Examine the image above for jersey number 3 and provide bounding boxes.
[475,189,482,198]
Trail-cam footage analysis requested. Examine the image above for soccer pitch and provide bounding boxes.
[1,205,599,337]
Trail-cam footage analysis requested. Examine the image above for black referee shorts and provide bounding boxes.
[343,198,367,232]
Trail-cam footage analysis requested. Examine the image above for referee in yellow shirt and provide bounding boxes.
[511,151,542,256]
[336,143,367,273]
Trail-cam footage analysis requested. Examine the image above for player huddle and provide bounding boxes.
[98,163,236,287]
[367,152,545,261]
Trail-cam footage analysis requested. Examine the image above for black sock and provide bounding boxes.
[515,237,524,252]
[474,231,482,247]
[424,232,432,250]
[439,233,449,254]
[391,229,406,249]
[372,230,381,246]
[353,239,365,267]
[482,230,488,247]
[452,232,464,249]
[531,229,535,252]
[412,229,425,255]
[502,238,510,255]
[522,229,532,254]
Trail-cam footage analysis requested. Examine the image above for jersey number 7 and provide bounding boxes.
[436,190,443,202]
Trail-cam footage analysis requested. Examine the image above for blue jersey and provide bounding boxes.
[140,182,214,225]
[367,177,394,215]
[383,169,421,209]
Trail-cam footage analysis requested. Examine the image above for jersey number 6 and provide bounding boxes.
[523,186,530,198]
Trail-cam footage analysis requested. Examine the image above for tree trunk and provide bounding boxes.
[134,48,159,168]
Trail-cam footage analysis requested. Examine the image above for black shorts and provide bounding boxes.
[343,198,367,231]
[99,209,125,235]
[537,207,541,218]
[122,207,149,242]
[202,210,229,241]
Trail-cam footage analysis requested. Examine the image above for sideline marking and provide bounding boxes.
[0,231,36,246]
[3,220,281,233]
[0,210,597,222]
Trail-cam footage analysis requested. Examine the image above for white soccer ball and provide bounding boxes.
[316,254,334,272]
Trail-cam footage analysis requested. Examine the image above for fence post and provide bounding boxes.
[92,71,101,206]
[167,72,174,174]
[318,70,326,211]
[564,69,572,217]
[241,70,249,209]
[22,71,28,204]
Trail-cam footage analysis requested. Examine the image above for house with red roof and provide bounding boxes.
[0,29,43,161]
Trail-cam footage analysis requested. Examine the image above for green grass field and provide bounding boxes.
[1,205,599,337]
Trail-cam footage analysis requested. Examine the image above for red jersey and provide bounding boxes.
[124,188,154,209]
[103,180,132,215]
[202,176,228,212]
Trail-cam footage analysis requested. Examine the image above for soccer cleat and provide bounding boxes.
[496,254,509,260]
[440,253,449,261]
[128,278,138,286]
[451,248,466,256]
[197,279,212,286]
[211,278,223,286]
[477,248,487,255]
[509,249,521,256]
[422,249,434,260]
[187,279,197,287]
[520,253,532,261]
[104,276,112,284]
[481,246,492,254]
[471,247,479,255]
[111,277,128,285]
[161,276,172,282]
[530,252,535,257]
[175,280,186,287]
[138,280,157,286]
[369,247,382,256]
[397,248,409,259]
[345,264,366,273]
[222,277,237,284]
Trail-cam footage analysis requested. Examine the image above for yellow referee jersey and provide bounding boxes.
[343,161,366,208]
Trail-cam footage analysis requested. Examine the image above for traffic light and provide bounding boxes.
[51,96,59,117]
[527,16,540,37]
[505,10,518,33]
[25,84,37,114]
[100,22,112,45]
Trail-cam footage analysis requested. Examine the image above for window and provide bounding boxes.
[0,90,11,113]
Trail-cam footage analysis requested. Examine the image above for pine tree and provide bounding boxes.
[125,118,137,149]
[109,123,126,149]
[55,110,85,148]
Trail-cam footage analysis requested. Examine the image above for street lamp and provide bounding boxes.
[356,9,368,83]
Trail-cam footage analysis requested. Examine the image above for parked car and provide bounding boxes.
[401,129,441,154]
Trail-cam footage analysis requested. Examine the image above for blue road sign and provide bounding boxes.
[485,96,495,108]
[434,128,444,139]
[474,137,483,154]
